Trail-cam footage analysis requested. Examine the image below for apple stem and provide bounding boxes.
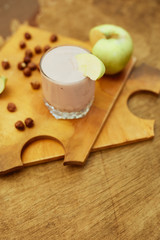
[106,33,119,39]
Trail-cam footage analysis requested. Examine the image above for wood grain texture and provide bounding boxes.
[0,0,160,239]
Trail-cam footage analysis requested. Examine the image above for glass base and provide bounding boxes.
[44,99,94,119]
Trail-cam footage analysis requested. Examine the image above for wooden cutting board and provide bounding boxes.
[0,25,135,173]
[1,25,160,174]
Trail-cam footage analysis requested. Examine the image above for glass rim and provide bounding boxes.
[39,45,90,85]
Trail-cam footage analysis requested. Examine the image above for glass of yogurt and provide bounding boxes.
[40,45,95,119]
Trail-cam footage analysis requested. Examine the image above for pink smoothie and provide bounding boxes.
[40,46,95,113]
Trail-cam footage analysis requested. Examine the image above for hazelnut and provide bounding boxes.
[15,121,25,131]
[2,60,10,70]
[24,32,32,40]
[19,41,26,49]
[34,45,42,54]
[50,34,58,42]
[17,62,26,70]
[44,45,51,52]
[25,118,34,128]
[30,81,40,89]
[23,67,32,77]
[24,56,31,64]
[25,49,33,58]
[7,102,17,112]
[28,62,37,71]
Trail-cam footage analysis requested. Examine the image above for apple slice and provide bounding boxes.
[76,53,105,81]
[0,76,7,94]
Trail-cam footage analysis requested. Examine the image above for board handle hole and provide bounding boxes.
[127,90,159,120]
[21,135,65,166]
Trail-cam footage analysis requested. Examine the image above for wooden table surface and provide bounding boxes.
[0,0,160,239]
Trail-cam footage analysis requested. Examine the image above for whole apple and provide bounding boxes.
[89,24,133,75]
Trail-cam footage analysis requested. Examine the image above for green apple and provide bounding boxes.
[76,53,105,80]
[0,75,7,94]
[89,24,133,75]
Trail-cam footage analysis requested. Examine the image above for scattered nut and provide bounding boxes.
[15,121,25,131]
[24,32,32,40]
[7,102,17,112]
[2,60,10,70]
[23,56,31,64]
[19,41,26,49]
[23,67,32,77]
[25,49,33,58]
[44,45,51,52]
[30,81,40,89]
[50,34,58,42]
[28,62,37,71]
[17,61,26,70]
[25,118,34,128]
[34,45,42,54]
